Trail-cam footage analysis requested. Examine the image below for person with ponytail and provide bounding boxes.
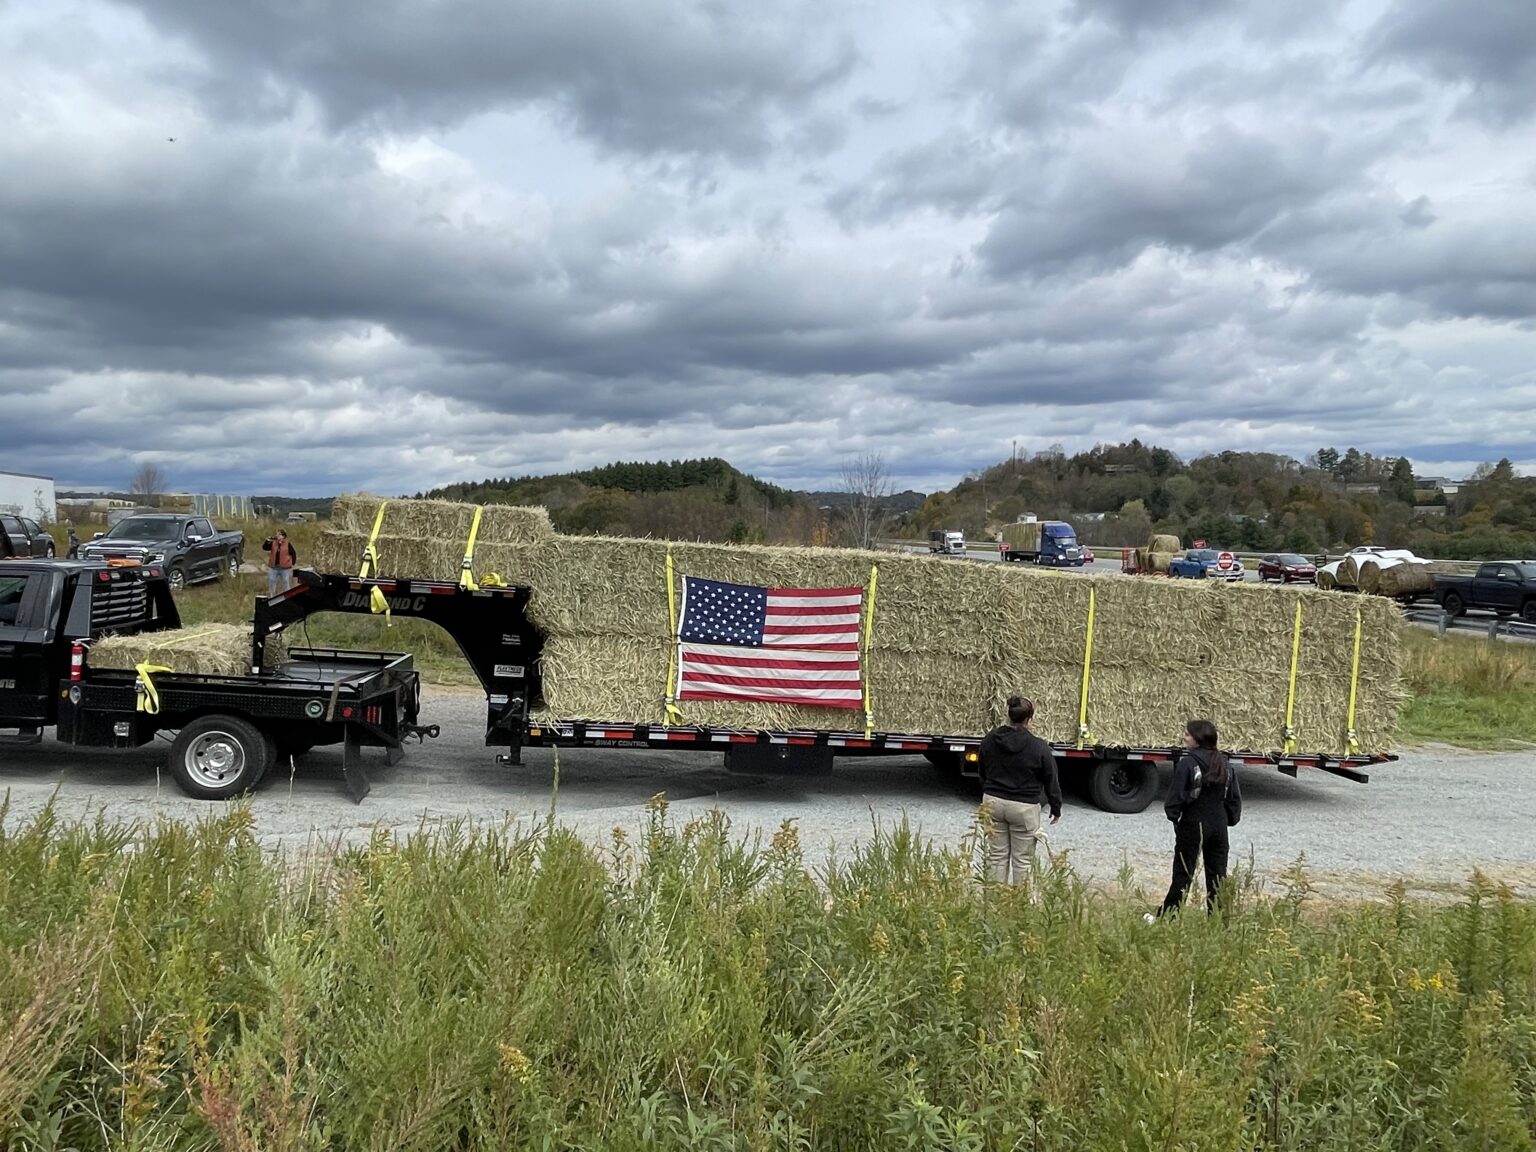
[1151,718,1242,918]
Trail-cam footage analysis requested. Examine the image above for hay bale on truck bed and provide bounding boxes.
[313,497,1402,754]
[1148,551,1177,574]
[1149,534,1182,554]
[1376,563,1435,598]
[91,625,287,677]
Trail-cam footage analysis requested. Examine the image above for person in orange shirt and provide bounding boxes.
[262,529,297,595]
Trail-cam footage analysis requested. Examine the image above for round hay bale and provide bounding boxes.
[1377,563,1434,598]
[1149,534,1182,554]
[1357,559,1383,595]
[1149,551,1177,574]
[1337,556,1361,587]
[1317,570,1337,591]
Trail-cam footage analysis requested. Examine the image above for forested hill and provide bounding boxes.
[419,458,822,543]
[904,442,1536,559]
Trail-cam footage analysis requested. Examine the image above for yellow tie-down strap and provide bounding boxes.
[358,500,389,579]
[134,628,224,714]
[1283,600,1303,755]
[1345,607,1363,755]
[664,548,683,724]
[862,565,879,738]
[460,506,484,592]
[1076,587,1096,749]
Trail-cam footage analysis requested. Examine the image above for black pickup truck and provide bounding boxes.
[1434,561,1536,622]
[78,513,243,591]
[0,560,429,799]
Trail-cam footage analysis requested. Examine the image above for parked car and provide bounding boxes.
[1168,548,1245,580]
[1259,553,1317,583]
[0,514,54,559]
[1434,562,1536,622]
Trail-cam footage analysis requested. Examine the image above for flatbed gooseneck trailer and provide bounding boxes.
[0,562,1393,810]
[246,571,1392,812]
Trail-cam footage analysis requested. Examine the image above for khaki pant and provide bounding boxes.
[983,794,1048,885]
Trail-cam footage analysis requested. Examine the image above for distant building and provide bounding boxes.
[1414,476,1463,496]
[1076,512,1107,522]
[1102,464,1138,476]
[1343,482,1381,495]
[1413,505,1447,518]
[0,470,57,522]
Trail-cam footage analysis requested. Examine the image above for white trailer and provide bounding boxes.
[0,470,56,523]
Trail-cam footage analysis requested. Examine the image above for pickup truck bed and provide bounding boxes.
[0,561,426,800]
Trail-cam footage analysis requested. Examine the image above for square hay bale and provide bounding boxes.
[311,499,1403,754]
[331,495,554,544]
[91,624,286,677]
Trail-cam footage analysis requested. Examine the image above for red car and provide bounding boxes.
[1259,553,1317,583]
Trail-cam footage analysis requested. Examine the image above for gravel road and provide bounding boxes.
[2,688,1529,901]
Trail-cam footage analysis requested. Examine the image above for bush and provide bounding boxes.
[2,802,1534,1149]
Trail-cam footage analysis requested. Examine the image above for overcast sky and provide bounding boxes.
[4,0,1534,495]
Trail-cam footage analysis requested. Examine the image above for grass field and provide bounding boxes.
[1,802,1533,1150]
[1398,627,1536,749]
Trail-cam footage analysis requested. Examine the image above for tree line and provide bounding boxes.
[904,442,1536,559]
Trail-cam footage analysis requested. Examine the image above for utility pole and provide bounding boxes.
[1012,440,1017,474]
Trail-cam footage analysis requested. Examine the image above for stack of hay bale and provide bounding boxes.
[312,497,1403,753]
[1130,534,1181,574]
[91,624,287,677]
[1319,550,1447,599]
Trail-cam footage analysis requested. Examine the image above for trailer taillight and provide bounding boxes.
[70,642,85,682]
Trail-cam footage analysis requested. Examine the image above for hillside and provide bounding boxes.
[901,442,1536,559]
[419,458,825,544]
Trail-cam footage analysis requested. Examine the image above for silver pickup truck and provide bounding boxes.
[79,513,244,591]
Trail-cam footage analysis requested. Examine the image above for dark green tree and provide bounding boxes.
[1388,456,1416,504]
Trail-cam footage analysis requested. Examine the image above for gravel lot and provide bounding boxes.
[2,688,1530,901]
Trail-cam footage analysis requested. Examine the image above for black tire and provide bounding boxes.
[167,715,274,799]
[44,542,56,558]
[223,551,241,581]
[1088,759,1159,814]
[167,564,187,592]
[1441,592,1465,618]
[1523,600,1536,625]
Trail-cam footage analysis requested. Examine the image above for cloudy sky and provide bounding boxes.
[4,0,1534,495]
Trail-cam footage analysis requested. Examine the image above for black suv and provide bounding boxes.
[0,514,54,559]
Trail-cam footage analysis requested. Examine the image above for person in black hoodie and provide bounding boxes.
[1154,718,1242,918]
[978,696,1063,885]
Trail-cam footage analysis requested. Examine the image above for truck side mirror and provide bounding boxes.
[92,532,104,540]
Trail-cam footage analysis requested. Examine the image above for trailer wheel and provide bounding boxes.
[1088,759,1158,814]
[168,715,273,800]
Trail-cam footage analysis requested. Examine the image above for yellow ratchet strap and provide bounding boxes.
[1344,606,1363,755]
[369,585,391,625]
[133,628,223,714]
[1283,601,1303,755]
[478,571,507,588]
[459,506,484,592]
[664,548,683,724]
[134,662,173,715]
[862,565,879,738]
[1076,587,1097,748]
[358,500,388,579]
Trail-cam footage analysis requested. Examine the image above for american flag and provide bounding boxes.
[675,576,865,709]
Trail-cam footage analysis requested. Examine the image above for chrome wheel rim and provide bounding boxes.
[185,731,244,788]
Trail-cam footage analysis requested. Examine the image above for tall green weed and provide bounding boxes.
[1,801,1533,1150]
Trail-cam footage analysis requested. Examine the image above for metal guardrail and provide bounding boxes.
[1401,604,1536,642]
